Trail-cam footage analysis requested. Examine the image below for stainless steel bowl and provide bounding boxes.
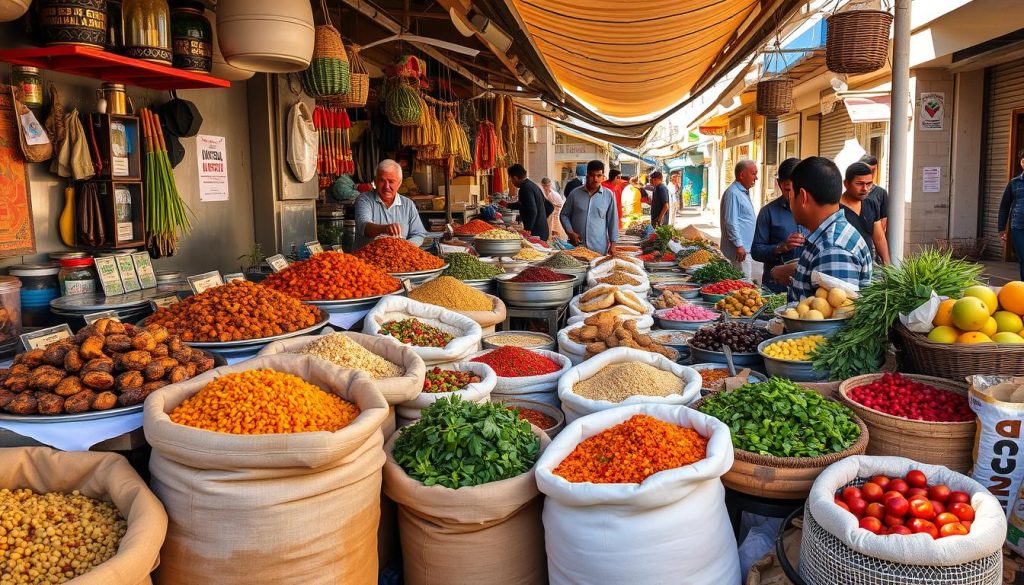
[390,264,448,285]
[654,308,722,331]
[495,275,576,308]
[481,331,556,351]
[757,331,830,382]
[552,266,587,288]
[775,303,851,334]
[644,260,676,272]
[688,345,763,367]
[462,277,497,295]
[474,238,523,256]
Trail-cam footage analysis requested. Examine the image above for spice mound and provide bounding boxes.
[475,228,522,240]
[553,414,708,483]
[264,252,400,300]
[0,489,127,583]
[472,346,560,377]
[698,368,732,391]
[508,405,557,430]
[597,272,641,286]
[679,249,716,267]
[394,396,540,488]
[485,333,551,348]
[380,318,454,348]
[149,281,320,342]
[573,362,683,403]
[512,248,548,261]
[409,276,493,311]
[442,253,503,280]
[539,253,586,270]
[508,267,572,283]
[423,367,481,393]
[453,219,498,236]
[1,318,215,415]
[170,369,360,434]
[301,333,404,379]
[354,237,445,273]
[564,247,601,261]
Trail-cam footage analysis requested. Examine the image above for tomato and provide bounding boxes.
[861,482,884,502]
[889,479,909,495]
[950,502,976,522]
[888,525,913,536]
[939,522,969,538]
[866,502,886,520]
[931,500,946,516]
[871,475,891,489]
[908,493,929,503]
[883,490,903,502]
[847,497,868,517]
[908,518,939,539]
[928,484,951,503]
[906,469,928,489]
[907,487,929,499]
[842,486,863,503]
[947,491,970,505]
[883,494,909,517]
[859,516,883,534]
[884,514,905,527]
[961,520,972,532]
[935,512,960,527]
[909,498,936,520]
[834,498,851,512]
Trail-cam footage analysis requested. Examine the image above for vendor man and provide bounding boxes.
[752,158,805,293]
[353,159,431,249]
[561,160,618,254]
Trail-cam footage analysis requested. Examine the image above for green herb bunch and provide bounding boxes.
[393,396,540,488]
[691,260,744,284]
[698,377,861,457]
[811,250,982,379]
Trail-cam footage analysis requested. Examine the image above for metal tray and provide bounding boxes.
[390,264,448,279]
[308,292,399,313]
[142,309,331,349]
[51,292,152,311]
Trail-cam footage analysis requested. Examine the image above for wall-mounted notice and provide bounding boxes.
[196,134,229,201]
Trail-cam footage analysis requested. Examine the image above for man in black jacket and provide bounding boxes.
[507,164,552,240]
[563,164,585,199]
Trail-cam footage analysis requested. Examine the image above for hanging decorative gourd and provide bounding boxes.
[217,0,314,73]
[0,0,31,22]
[385,79,423,127]
[825,9,894,74]
[300,3,350,98]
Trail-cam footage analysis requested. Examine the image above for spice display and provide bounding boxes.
[0,488,127,583]
[508,405,557,430]
[597,272,641,286]
[512,248,548,261]
[300,333,404,379]
[640,225,678,255]
[149,281,320,342]
[567,314,675,359]
[380,318,454,348]
[652,290,690,310]
[659,305,719,321]
[679,249,716,268]
[838,470,976,538]
[701,279,755,295]
[508,267,572,283]
[716,288,765,317]
[637,251,676,262]
[564,247,601,261]
[690,322,772,353]
[698,368,732,391]
[762,335,827,361]
[471,346,560,377]
[354,237,445,273]
[553,414,708,483]
[846,373,973,422]
[453,219,497,236]
[263,252,400,300]
[573,362,682,402]
[485,333,551,347]
[423,367,481,393]
[782,286,856,321]
[170,369,359,434]
[625,221,650,236]
[393,396,541,488]
[475,228,521,240]
[539,252,586,270]
[691,260,744,284]
[409,276,493,311]
[0,318,214,415]
[578,286,646,313]
[442,253,503,280]
[698,378,861,457]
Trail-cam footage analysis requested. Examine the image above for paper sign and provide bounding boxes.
[94,256,125,296]
[196,134,229,202]
[187,271,224,294]
[223,272,246,283]
[401,278,413,293]
[20,324,73,351]
[923,167,941,193]
[266,254,289,272]
[305,241,324,255]
[115,254,142,293]
[150,295,179,311]
[83,310,121,325]
[332,245,344,252]
[131,252,158,289]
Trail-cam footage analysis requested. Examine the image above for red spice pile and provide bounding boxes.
[472,346,560,377]
[453,219,498,236]
[508,267,572,283]
[509,406,557,429]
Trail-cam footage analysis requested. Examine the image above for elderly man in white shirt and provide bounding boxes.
[353,159,431,250]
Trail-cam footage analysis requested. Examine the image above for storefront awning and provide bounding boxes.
[842,94,892,124]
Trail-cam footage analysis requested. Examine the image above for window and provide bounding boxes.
[779,136,798,161]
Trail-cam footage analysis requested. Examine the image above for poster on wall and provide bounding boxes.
[919,92,945,132]
[196,134,229,202]
[0,85,36,258]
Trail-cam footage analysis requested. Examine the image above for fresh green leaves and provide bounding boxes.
[698,377,861,457]
[393,396,540,489]
[691,260,744,284]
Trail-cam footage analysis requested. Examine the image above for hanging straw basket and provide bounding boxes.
[756,78,794,116]
[324,43,369,108]
[826,10,894,74]
[301,24,351,97]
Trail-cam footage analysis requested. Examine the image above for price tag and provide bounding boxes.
[187,271,224,294]
[266,254,289,272]
[223,272,246,283]
[83,310,121,325]
[332,245,344,252]
[149,295,179,312]
[132,252,158,289]
[116,254,142,293]
[305,241,324,255]
[401,278,414,293]
[20,324,73,351]
[94,256,125,297]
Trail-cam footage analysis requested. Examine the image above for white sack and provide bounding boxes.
[286,102,318,182]
[364,295,483,365]
[395,362,497,422]
[468,348,572,407]
[567,289,655,319]
[968,375,1024,516]
[557,323,587,366]
[589,255,644,270]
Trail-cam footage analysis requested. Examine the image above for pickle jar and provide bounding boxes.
[11,66,43,109]
[58,258,98,296]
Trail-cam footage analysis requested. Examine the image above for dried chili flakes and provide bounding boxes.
[508,405,557,430]
[472,346,560,377]
[508,267,572,283]
[553,414,708,484]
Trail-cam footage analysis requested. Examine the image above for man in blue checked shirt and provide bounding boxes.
[770,157,873,302]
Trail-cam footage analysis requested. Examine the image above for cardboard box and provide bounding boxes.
[438,185,481,206]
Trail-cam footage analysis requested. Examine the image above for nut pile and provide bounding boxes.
[354,237,445,273]
[573,362,682,402]
[578,286,646,314]
[715,288,765,318]
[409,276,493,311]
[263,252,401,300]
[0,489,127,583]
[690,322,772,353]
[475,228,521,240]
[149,281,320,341]
[511,248,548,261]
[567,314,674,359]
[0,319,214,415]
[300,333,404,378]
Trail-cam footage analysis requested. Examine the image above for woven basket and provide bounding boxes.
[893,321,1024,379]
[826,10,894,74]
[325,43,369,108]
[838,374,976,473]
[301,24,350,97]
[757,78,794,116]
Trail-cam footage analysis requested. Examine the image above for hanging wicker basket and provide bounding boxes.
[826,10,894,74]
[323,43,369,108]
[756,78,794,116]
[385,79,423,127]
[301,24,350,97]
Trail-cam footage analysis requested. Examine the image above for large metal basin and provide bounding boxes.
[495,275,575,308]
[474,238,522,256]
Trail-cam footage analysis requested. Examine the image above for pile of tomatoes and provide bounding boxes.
[835,469,976,538]
[700,279,755,295]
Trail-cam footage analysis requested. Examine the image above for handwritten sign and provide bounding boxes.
[305,241,324,255]
[187,271,224,294]
[149,295,179,312]
[20,324,73,351]
[83,310,121,325]
[94,256,125,297]
[266,254,289,273]
[132,252,158,289]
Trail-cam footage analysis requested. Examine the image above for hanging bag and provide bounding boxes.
[287,101,319,182]
[11,85,52,162]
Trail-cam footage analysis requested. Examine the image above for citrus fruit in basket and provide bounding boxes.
[964,285,998,315]
[951,297,990,331]
[1001,281,1024,315]
[927,326,960,344]
[995,310,1024,333]
[993,332,1024,344]
[933,298,956,327]
[957,331,993,344]
[981,317,999,337]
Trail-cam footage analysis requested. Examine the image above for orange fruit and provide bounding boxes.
[933,299,956,327]
[999,281,1024,315]
[957,331,993,344]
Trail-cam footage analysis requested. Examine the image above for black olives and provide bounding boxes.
[690,322,772,353]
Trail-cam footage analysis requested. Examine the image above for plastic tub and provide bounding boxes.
[0,276,22,350]
[8,263,60,327]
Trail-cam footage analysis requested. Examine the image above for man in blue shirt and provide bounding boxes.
[353,159,432,250]
[998,149,1024,279]
[649,171,670,226]
[752,158,805,293]
[561,160,618,254]
[720,160,759,278]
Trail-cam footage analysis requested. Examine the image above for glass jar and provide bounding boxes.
[170,0,211,72]
[11,66,43,109]
[8,264,60,328]
[122,0,172,65]
[0,276,22,349]
[59,258,98,296]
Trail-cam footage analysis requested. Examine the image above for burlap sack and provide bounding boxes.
[383,426,550,585]
[0,447,167,585]
[144,354,389,585]
[258,331,426,405]
[448,293,507,334]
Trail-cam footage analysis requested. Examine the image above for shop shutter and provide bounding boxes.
[819,103,855,161]
[982,61,1024,259]
[764,117,779,165]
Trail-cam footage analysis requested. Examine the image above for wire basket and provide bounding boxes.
[935,238,988,261]
[826,10,894,74]
[757,78,794,116]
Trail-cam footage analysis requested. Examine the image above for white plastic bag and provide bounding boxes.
[468,348,571,407]
[557,322,587,365]
[812,271,861,297]
[557,347,701,423]
[364,296,482,365]
[395,362,497,422]
[807,455,1006,566]
[968,375,1024,516]
[899,292,943,333]
[287,102,318,183]
[536,403,741,585]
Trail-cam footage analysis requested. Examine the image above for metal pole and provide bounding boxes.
[886,0,911,264]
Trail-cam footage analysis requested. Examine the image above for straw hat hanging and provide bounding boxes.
[301,0,351,97]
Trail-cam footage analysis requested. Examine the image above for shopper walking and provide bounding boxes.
[506,163,551,241]
[668,171,682,226]
[752,158,805,293]
[562,160,618,254]
[720,160,759,278]
[541,177,567,239]
[649,171,670,226]
[999,149,1024,279]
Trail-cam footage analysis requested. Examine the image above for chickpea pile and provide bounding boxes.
[0,489,126,584]
[715,288,765,318]
[762,334,828,362]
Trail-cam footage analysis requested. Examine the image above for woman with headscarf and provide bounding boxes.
[541,177,567,239]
